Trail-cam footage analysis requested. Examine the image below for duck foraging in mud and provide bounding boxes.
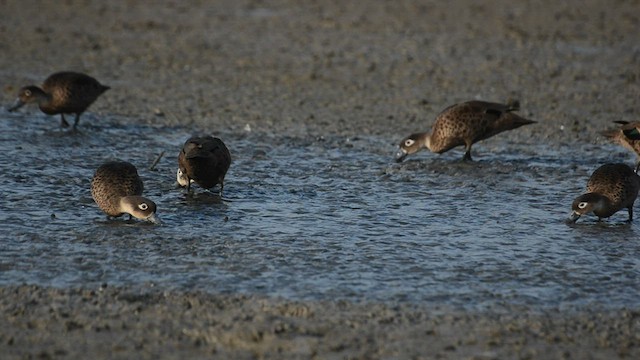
[91,161,161,224]
[8,71,109,130]
[569,163,640,223]
[177,135,231,196]
[396,100,535,162]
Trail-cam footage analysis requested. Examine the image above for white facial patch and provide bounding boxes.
[176,168,189,187]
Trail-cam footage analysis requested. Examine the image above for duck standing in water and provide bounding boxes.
[91,161,161,224]
[8,71,109,130]
[177,135,231,196]
[396,100,535,162]
[569,163,640,223]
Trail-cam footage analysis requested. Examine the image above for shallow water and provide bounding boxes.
[1,112,639,311]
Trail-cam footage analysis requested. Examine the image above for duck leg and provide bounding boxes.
[60,114,70,127]
[628,206,634,222]
[72,113,81,130]
[462,144,473,161]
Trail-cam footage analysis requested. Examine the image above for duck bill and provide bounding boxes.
[7,98,25,112]
[568,212,581,223]
[146,213,162,225]
[395,148,408,163]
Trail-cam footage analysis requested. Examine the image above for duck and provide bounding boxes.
[602,121,640,172]
[569,163,640,222]
[91,161,160,224]
[177,135,231,196]
[395,100,536,162]
[8,71,109,130]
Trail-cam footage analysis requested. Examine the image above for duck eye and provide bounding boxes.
[24,89,32,96]
[578,202,588,209]
[404,139,415,147]
[138,203,149,211]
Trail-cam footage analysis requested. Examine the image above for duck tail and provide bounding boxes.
[514,114,536,126]
[499,112,536,129]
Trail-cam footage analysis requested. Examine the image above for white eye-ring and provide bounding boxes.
[24,89,32,96]
[404,139,415,147]
[578,202,588,209]
[138,203,149,211]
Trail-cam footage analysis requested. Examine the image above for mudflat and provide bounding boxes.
[1,285,639,359]
[1,0,639,359]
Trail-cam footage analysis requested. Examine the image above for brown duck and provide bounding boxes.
[91,161,160,224]
[396,100,536,162]
[8,71,109,130]
[602,121,640,172]
[569,163,640,222]
[177,135,231,195]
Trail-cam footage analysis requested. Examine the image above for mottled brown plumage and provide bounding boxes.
[91,161,160,224]
[602,121,640,172]
[570,163,640,222]
[177,135,231,195]
[8,71,109,130]
[396,100,536,162]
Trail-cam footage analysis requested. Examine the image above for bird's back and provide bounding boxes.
[179,136,231,189]
[587,163,640,209]
[41,72,109,114]
[429,101,534,153]
[91,161,144,216]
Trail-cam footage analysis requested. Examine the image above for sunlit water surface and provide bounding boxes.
[1,113,639,311]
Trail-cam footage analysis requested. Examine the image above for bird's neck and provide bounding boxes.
[423,133,432,151]
[34,88,53,106]
[591,196,612,217]
[119,197,140,217]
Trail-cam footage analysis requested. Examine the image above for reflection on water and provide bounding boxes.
[1,112,639,310]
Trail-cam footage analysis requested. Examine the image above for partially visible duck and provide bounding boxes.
[602,121,640,172]
[177,135,231,196]
[569,163,640,222]
[396,100,535,162]
[91,161,160,224]
[8,71,109,130]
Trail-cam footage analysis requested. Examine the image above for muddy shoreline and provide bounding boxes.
[1,0,640,358]
[2,1,638,141]
[2,285,638,359]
